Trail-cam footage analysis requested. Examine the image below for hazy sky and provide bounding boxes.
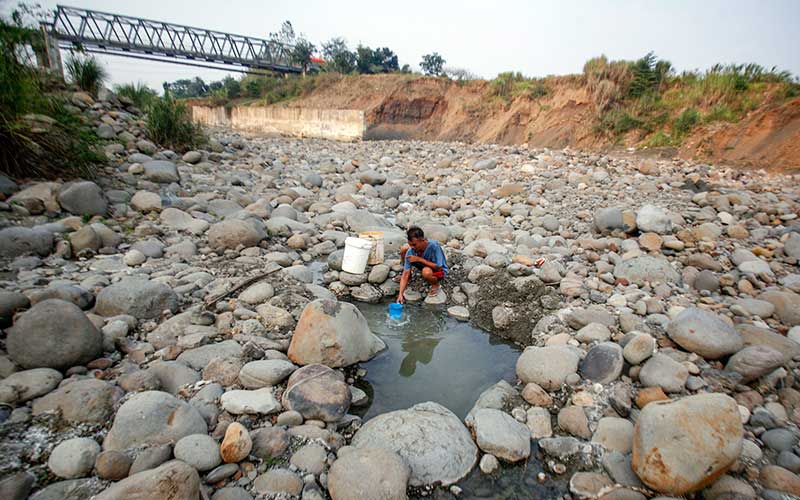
[5,0,799,90]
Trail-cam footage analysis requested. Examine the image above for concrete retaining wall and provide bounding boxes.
[191,105,365,141]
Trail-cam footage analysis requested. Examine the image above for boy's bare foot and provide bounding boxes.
[428,285,441,297]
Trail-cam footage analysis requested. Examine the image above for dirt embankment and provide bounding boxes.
[276,74,800,172]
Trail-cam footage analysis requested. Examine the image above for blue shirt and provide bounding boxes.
[404,239,448,275]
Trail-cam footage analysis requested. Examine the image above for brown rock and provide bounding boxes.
[251,427,290,459]
[632,393,743,495]
[557,406,591,439]
[202,356,243,386]
[635,387,669,409]
[639,233,663,252]
[760,465,800,495]
[94,450,132,480]
[281,364,351,422]
[220,422,252,463]
[521,382,553,407]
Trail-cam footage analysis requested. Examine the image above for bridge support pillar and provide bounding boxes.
[35,28,64,80]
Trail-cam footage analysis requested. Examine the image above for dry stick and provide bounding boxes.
[203,267,281,310]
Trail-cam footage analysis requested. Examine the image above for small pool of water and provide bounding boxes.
[352,301,521,421]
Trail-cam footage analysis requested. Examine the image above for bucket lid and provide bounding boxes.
[345,237,373,250]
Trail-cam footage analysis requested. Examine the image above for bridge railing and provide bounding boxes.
[50,5,303,73]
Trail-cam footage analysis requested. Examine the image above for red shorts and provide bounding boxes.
[432,270,445,280]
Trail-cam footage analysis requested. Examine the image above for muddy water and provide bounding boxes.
[352,301,521,420]
[353,301,569,499]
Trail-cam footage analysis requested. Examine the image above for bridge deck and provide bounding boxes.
[51,5,303,73]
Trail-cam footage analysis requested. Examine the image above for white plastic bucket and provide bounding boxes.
[358,231,385,265]
[342,237,373,274]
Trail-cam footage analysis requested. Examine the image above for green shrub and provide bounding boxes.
[114,82,157,108]
[644,131,675,148]
[704,104,737,123]
[673,108,700,136]
[65,54,108,96]
[146,94,205,151]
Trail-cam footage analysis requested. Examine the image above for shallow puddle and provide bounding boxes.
[353,301,569,499]
[352,301,521,420]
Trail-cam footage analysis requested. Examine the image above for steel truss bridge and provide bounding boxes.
[49,5,304,74]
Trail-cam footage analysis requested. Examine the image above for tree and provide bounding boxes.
[322,37,356,74]
[269,20,295,45]
[291,38,316,75]
[372,47,399,73]
[355,45,374,74]
[164,77,209,98]
[222,76,240,98]
[420,52,445,76]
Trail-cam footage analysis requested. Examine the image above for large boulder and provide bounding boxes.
[632,393,743,495]
[142,160,180,183]
[327,448,409,500]
[207,219,266,250]
[57,181,107,216]
[102,391,207,451]
[95,278,178,319]
[516,346,580,391]
[0,227,53,258]
[32,379,117,423]
[724,345,784,383]
[281,364,351,422]
[352,402,478,486]
[666,308,743,359]
[6,299,103,370]
[93,460,200,500]
[287,299,385,367]
[614,256,680,286]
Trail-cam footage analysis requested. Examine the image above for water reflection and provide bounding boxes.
[399,312,444,377]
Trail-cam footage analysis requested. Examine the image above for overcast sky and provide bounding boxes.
[5,0,799,90]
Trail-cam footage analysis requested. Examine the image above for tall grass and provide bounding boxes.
[65,54,108,96]
[1,15,104,179]
[114,82,157,108]
[146,94,205,151]
[589,52,799,145]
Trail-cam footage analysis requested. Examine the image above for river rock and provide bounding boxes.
[103,391,207,451]
[142,160,180,183]
[32,378,117,423]
[221,422,252,463]
[57,181,107,216]
[94,450,132,480]
[287,299,385,367]
[281,364,351,422]
[253,469,303,497]
[48,437,100,478]
[328,447,410,500]
[130,191,162,212]
[725,345,784,383]
[238,359,296,388]
[639,353,689,393]
[220,388,281,415]
[632,393,743,495]
[614,256,680,285]
[666,307,743,359]
[516,345,580,391]
[6,299,102,370]
[0,227,53,258]
[579,342,624,384]
[352,401,478,486]
[95,277,178,319]
[472,408,530,462]
[592,417,634,453]
[759,291,800,326]
[0,368,62,403]
[208,219,265,249]
[174,434,221,471]
[760,465,800,495]
[636,204,672,234]
[93,460,200,499]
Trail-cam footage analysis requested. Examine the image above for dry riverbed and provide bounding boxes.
[1,92,800,499]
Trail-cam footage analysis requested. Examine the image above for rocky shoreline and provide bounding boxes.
[1,92,800,499]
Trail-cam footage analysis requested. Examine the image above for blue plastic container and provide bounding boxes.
[388,302,403,319]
